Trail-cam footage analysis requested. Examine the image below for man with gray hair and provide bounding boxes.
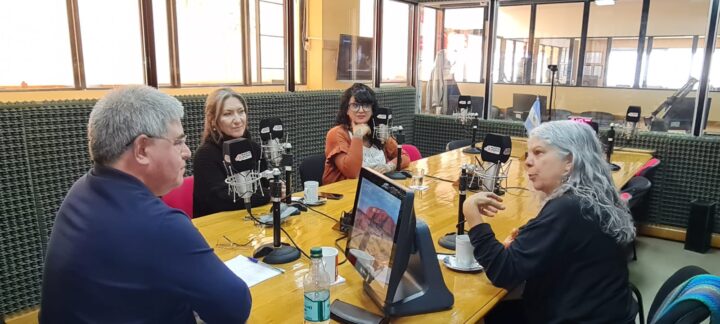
[40,86,252,323]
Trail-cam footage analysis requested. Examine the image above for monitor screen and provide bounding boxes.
[336,34,373,81]
[346,170,407,304]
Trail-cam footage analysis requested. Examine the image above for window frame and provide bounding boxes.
[0,0,308,92]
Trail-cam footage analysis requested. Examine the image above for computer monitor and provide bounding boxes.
[343,168,453,317]
[666,97,712,131]
[510,94,547,120]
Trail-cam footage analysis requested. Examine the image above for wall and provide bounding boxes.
[304,0,371,91]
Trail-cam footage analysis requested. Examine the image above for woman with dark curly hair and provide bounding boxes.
[323,83,409,185]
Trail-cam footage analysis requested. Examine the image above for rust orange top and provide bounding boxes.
[322,125,410,185]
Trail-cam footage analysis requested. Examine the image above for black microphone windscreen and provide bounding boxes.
[223,138,256,172]
[481,133,512,164]
[458,95,472,111]
[626,106,641,123]
[259,117,283,141]
[373,108,391,126]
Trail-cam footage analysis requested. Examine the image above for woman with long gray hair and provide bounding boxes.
[463,120,636,323]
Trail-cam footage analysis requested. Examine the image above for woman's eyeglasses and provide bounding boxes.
[349,103,371,112]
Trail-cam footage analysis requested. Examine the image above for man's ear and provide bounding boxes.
[131,135,152,166]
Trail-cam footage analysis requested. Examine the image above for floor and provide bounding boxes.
[629,236,720,321]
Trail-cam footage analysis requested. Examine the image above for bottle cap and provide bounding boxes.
[310,247,323,258]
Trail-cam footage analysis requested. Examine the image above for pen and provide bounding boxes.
[248,257,286,274]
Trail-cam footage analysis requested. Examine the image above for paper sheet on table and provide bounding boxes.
[224,255,281,287]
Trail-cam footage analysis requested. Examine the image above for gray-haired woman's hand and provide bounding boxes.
[463,192,506,229]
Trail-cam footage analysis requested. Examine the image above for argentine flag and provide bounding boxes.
[524,97,542,134]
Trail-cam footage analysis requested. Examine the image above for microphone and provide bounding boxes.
[452,96,478,125]
[438,165,469,250]
[383,124,409,180]
[223,138,264,214]
[624,106,641,139]
[606,124,621,171]
[252,168,301,264]
[259,117,296,205]
[469,133,512,195]
[259,117,290,168]
[373,107,392,144]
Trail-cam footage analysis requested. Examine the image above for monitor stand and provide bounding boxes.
[332,220,454,320]
[385,219,454,317]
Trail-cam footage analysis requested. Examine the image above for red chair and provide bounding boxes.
[402,144,422,162]
[635,158,660,178]
[162,176,194,219]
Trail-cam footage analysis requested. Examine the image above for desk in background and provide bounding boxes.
[193,142,653,323]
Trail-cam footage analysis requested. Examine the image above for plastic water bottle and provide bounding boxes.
[304,247,331,323]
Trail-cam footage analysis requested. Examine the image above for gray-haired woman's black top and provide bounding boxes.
[193,138,270,218]
[469,193,635,323]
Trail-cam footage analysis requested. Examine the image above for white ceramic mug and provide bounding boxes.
[455,234,474,268]
[304,181,319,204]
[321,247,339,283]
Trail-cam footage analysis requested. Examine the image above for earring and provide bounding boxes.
[212,127,216,131]
[561,174,570,183]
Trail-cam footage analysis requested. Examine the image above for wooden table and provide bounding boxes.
[193,139,653,323]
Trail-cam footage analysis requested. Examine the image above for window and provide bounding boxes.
[418,7,437,82]
[78,0,144,87]
[176,0,244,85]
[606,38,639,87]
[534,3,582,85]
[0,0,75,89]
[251,0,285,84]
[642,0,710,89]
[494,5,530,84]
[153,0,172,86]
[645,37,696,89]
[381,0,412,83]
[444,8,484,83]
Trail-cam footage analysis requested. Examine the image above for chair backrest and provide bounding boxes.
[636,158,661,179]
[621,176,652,209]
[299,154,325,186]
[402,144,422,162]
[161,176,194,219]
[446,139,472,151]
[648,265,711,324]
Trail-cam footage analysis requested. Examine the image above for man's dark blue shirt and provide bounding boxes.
[40,165,251,323]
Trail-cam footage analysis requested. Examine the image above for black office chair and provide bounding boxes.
[621,176,652,261]
[633,265,711,324]
[299,154,325,187]
[446,139,472,151]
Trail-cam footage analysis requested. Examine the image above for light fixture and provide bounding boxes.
[595,0,616,5]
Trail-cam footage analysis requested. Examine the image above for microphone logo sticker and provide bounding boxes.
[484,145,501,155]
[503,148,512,156]
[627,112,639,118]
[273,125,283,131]
[260,126,271,134]
[235,151,253,162]
[377,114,387,120]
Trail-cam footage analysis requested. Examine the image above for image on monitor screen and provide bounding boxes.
[347,177,402,301]
[337,34,373,81]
